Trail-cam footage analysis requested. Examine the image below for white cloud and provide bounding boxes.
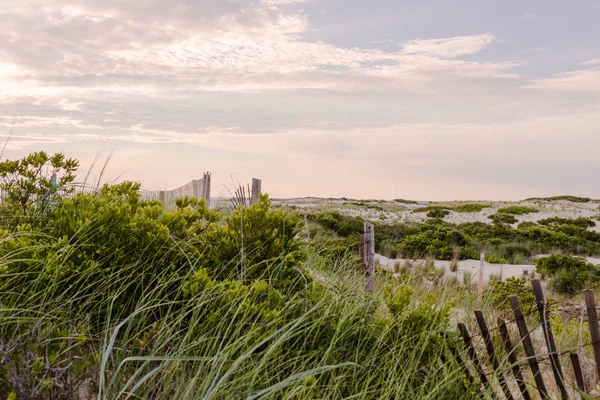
[400,33,497,58]
[525,67,600,92]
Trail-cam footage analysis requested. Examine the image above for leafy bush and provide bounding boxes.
[307,211,363,237]
[0,153,475,399]
[497,206,539,215]
[535,254,594,275]
[427,209,450,219]
[538,217,596,228]
[484,254,508,264]
[485,277,535,312]
[414,204,489,213]
[0,151,79,226]
[451,203,490,212]
[394,199,418,204]
[488,213,518,224]
[536,255,600,294]
[413,205,449,213]
[524,195,593,203]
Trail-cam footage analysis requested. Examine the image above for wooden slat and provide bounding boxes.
[570,352,587,393]
[458,322,496,398]
[531,279,568,398]
[474,310,514,400]
[364,222,375,293]
[498,318,531,400]
[510,294,549,399]
[584,289,600,380]
[359,234,366,275]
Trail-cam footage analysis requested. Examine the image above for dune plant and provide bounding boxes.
[0,153,474,399]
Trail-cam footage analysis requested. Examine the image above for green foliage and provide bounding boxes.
[0,153,474,399]
[414,204,489,213]
[536,254,600,294]
[524,195,593,203]
[413,205,449,213]
[484,254,508,264]
[538,217,596,228]
[535,254,594,275]
[307,211,363,237]
[426,209,450,219]
[497,206,539,215]
[0,151,79,225]
[394,199,418,204]
[382,284,452,367]
[451,203,490,213]
[485,277,535,312]
[202,194,306,288]
[488,213,518,224]
[397,219,476,260]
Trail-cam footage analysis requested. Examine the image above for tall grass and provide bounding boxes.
[0,186,474,399]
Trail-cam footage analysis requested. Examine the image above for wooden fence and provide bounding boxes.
[358,221,600,398]
[453,279,600,399]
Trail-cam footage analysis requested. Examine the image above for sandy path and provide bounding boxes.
[374,253,536,285]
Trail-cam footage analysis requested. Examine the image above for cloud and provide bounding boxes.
[4,0,597,199]
[400,33,497,58]
[525,63,600,92]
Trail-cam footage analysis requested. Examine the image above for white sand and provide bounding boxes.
[273,197,600,230]
[374,253,535,284]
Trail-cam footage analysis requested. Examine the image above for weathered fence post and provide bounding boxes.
[251,178,261,205]
[203,172,211,208]
[474,311,514,400]
[509,295,548,399]
[531,279,568,398]
[584,289,600,380]
[457,322,495,397]
[498,319,531,400]
[364,222,375,293]
[478,253,484,305]
[359,234,366,276]
[570,352,587,393]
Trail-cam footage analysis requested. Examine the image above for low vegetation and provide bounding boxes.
[488,213,518,224]
[497,205,539,215]
[426,209,450,219]
[524,195,593,203]
[414,203,490,214]
[535,254,600,294]
[311,209,600,263]
[0,152,475,399]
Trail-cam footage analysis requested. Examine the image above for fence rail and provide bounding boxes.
[453,279,600,399]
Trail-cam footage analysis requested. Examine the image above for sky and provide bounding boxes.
[1,0,599,201]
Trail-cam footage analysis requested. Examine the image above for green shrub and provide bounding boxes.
[485,277,535,312]
[536,255,600,294]
[308,211,363,237]
[394,199,418,204]
[427,209,450,219]
[451,203,490,213]
[524,195,592,203]
[497,206,539,215]
[0,151,79,226]
[549,269,595,295]
[413,205,450,213]
[538,217,596,228]
[535,254,593,275]
[484,254,508,264]
[398,220,470,260]
[488,213,518,224]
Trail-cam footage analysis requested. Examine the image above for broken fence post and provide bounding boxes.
[251,178,261,205]
[364,222,375,293]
